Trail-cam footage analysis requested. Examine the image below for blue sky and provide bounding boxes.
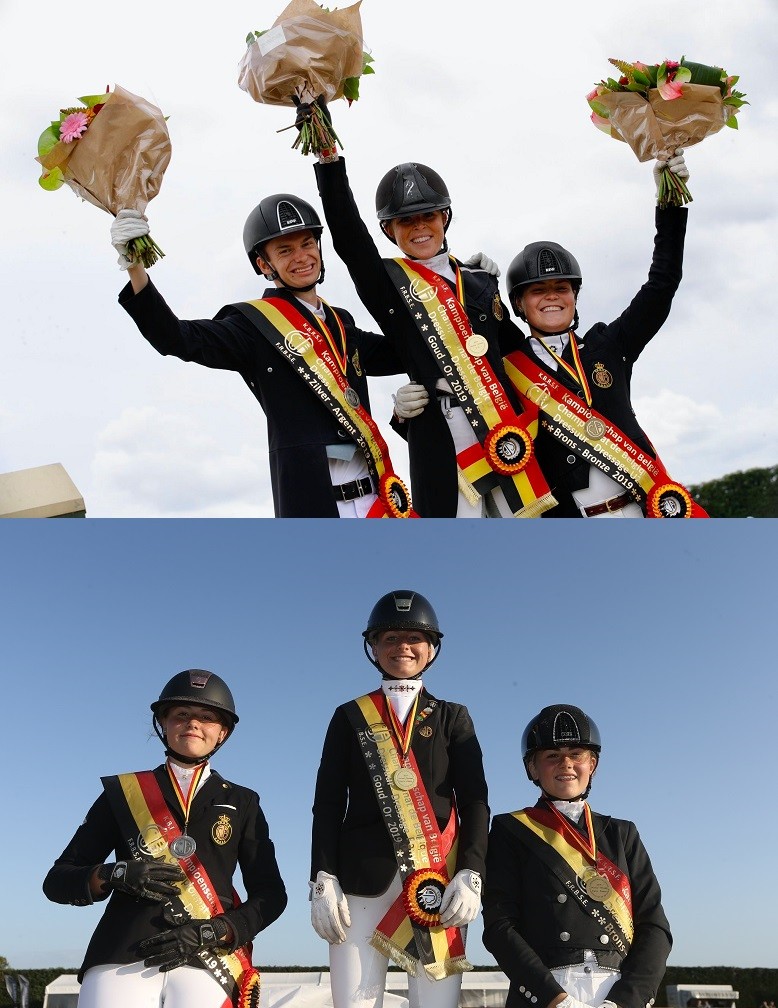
[1,519,775,971]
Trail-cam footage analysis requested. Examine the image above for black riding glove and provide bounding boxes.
[139,916,233,971]
[293,94,332,129]
[97,858,186,902]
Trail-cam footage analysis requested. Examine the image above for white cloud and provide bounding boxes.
[3,0,776,514]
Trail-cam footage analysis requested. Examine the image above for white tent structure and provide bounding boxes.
[262,971,509,1008]
[42,974,80,1008]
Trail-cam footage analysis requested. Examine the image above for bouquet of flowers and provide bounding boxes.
[238,0,374,156]
[36,84,171,266]
[587,58,747,207]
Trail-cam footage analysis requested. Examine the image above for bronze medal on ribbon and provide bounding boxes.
[393,767,418,790]
[466,334,489,357]
[581,868,613,902]
[585,418,606,440]
[344,387,360,408]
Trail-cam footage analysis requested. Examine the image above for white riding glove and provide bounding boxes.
[463,251,500,277]
[309,871,351,944]
[557,996,596,1008]
[110,208,149,270]
[438,869,482,928]
[653,148,689,196]
[393,382,429,419]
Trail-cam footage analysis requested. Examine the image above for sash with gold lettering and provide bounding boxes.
[504,349,708,517]
[383,258,556,517]
[102,772,261,1008]
[511,801,633,957]
[238,296,415,517]
[345,692,472,980]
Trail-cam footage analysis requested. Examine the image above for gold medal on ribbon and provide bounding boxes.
[581,868,613,902]
[466,334,489,358]
[393,767,418,790]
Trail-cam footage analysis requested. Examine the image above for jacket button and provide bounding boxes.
[479,314,487,322]
[557,894,567,903]
[567,455,576,465]
[389,309,395,314]
[267,367,273,373]
[519,988,526,994]
[560,932,570,941]
[600,935,609,944]
[337,430,348,439]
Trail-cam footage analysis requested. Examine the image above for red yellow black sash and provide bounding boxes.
[102,772,260,1008]
[345,692,471,980]
[504,349,708,517]
[383,258,556,517]
[240,296,415,517]
[512,801,633,955]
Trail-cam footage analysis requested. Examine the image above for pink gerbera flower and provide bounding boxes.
[60,111,90,143]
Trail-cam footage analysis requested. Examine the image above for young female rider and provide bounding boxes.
[310,590,489,1008]
[303,99,555,518]
[498,152,707,518]
[482,705,671,1008]
[43,669,287,1008]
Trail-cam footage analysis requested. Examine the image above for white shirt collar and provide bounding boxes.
[382,678,423,723]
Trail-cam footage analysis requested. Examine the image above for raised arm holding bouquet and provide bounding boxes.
[36,85,170,267]
[498,149,709,518]
[309,100,557,519]
[238,0,374,157]
[587,57,746,207]
[113,191,410,518]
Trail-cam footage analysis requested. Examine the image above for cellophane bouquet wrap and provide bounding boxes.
[36,84,171,266]
[238,0,373,155]
[587,58,746,208]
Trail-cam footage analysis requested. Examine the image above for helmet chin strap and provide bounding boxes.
[363,637,442,673]
[153,716,227,765]
[541,785,592,802]
[165,747,211,766]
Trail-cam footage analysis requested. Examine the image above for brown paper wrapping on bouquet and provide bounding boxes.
[596,84,728,161]
[238,0,365,107]
[36,84,171,215]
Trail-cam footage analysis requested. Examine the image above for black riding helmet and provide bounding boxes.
[375,163,452,247]
[521,703,601,790]
[506,242,583,326]
[362,589,443,673]
[152,669,238,764]
[243,193,325,290]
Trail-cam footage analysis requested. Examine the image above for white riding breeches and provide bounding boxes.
[77,961,229,1008]
[329,873,464,1008]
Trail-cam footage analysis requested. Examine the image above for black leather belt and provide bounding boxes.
[583,491,634,517]
[333,476,374,502]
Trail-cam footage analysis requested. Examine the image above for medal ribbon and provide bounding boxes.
[346,693,471,980]
[165,759,205,842]
[532,331,592,406]
[383,258,556,516]
[504,349,708,517]
[102,772,259,1008]
[384,692,421,758]
[239,298,416,518]
[513,802,634,943]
